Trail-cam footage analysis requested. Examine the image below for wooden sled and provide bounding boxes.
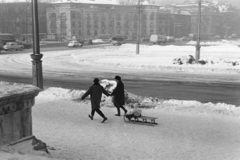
[124,115,158,126]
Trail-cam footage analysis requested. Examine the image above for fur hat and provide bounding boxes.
[93,78,99,83]
[115,75,121,80]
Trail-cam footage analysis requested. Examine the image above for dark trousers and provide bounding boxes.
[91,108,105,118]
[114,102,127,115]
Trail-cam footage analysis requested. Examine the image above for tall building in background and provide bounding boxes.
[0,0,238,41]
[46,1,171,41]
[167,0,240,39]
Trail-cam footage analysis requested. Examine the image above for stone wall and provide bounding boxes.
[0,82,40,146]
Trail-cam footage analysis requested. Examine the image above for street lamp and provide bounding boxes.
[136,0,141,55]
[30,0,43,89]
[195,0,201,63]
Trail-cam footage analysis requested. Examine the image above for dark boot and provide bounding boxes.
[101,117,107,123]
[88,115,93,120]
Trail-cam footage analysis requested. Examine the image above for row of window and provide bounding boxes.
[50,19,164,32]
[84,12,155,21]
[70,21,156,28]
[50,12,156,21]
[50,27,168,38]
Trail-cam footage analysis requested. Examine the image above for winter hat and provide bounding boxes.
[115,75,121,80]
[93,78,99,83]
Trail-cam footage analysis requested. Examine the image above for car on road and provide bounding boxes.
[22,43,32,49]
[17,41,32,49]
[3,42,24,51]
[150,34,167,45]
[166,36,175,43]
[68,41,83,48]
[141,37,150,42]
[111,36,124,45]
[179,36,190,41]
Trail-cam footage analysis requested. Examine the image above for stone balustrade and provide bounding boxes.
[0,82,40,146]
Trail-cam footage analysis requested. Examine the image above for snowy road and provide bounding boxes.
[0,44,239,105]
[0,73,240,105]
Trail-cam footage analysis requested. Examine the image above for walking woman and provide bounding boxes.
[81,78,110,123]
[111,75,128,116]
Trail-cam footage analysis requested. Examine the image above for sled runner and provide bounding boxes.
[124,114,158,126]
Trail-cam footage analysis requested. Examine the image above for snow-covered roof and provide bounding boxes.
[170,0,233,13]
[178,10,191,15]
[52,0,156,5]
[170,3,209,8]
[53,0,119,4]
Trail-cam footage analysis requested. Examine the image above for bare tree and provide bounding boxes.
[18,1,31,41]
[17,1,48,42]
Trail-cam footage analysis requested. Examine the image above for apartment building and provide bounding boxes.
[46,2,172,41]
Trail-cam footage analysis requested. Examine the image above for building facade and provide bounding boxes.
[168,1,240,39]
[46,3,173,41]
[46,0,240,41]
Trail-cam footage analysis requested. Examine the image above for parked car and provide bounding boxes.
[3,42,24,51]
[150,34,167,44]
[111,36,124,45]
[141,37,150,42]
[166,36,175,43]
[22,43,32,49]
[84,39,93,45]
[17,41,32,49]
[67,41,83,48]
[179,36,190,41]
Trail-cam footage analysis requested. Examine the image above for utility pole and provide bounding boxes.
[31,0,43,89]
[60,13,63,43]
[195,0,201,63]
[82,8,85,40]
[136,0,141,55]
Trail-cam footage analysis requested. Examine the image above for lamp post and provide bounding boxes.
[136,0,141,55]
[195,0,201,63]
[31,0,43,89]
[225,26,230,38]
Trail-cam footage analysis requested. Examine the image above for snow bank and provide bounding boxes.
[36,87,86,102]
[35,84,240,117]
[155,100,240,117]
[187,39,240,46]
[119,43,240,53]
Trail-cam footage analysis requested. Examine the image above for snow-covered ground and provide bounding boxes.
[1,40,240,160]
[0,40,240,76]
[187,39,240,46]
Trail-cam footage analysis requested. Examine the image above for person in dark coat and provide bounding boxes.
[81,78,110,123]
[111,75,128,116]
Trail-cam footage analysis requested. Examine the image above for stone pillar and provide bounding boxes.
[0,82,40,146]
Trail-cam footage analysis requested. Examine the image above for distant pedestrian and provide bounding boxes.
[81,78,110,123]
[111,75,128,116]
